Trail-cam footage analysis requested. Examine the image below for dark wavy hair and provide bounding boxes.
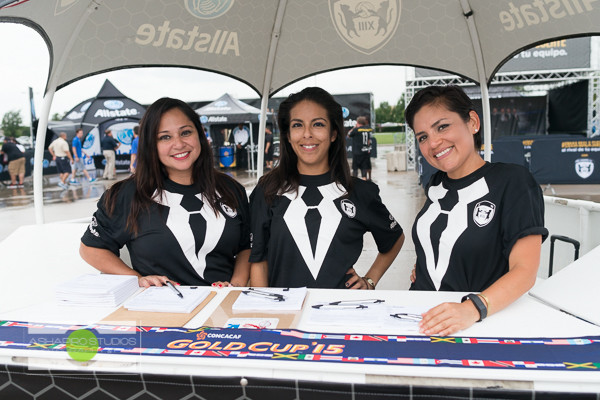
[259,87,352,202]
[405,85,482,149]
[104,97,240,234]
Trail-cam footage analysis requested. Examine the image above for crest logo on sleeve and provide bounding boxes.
[220,203,237,218]
[340,199,356,218]
[473,201,496,227]
[575,158,594,179]
[329,0,401,55]
[185,0,235,19]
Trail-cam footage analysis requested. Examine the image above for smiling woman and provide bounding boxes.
[79,98,252,289]
[248,87,405,290]
[405,85,548,336]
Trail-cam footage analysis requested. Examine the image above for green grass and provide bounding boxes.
[373,132,405,145]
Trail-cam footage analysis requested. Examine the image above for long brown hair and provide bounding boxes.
[104,97,241,234]
[259,87,352,202]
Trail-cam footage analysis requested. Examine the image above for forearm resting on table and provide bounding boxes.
[249,261,269,287]
[478,234,542,316]
[79,242,140,277]
[365,233,405,286]
[229,249,251,287]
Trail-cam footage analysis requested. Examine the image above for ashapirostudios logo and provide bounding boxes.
[66,329,98,362]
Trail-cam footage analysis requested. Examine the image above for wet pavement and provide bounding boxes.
[1,145,598,291]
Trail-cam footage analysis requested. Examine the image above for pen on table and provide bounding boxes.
[390,313,422,322]
[312,304,368,310]
[242,288,285,301]
[327,299,385,306]
[166,281,184,299]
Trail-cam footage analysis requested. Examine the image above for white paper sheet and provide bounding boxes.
[124,286,211,313]
[55,274,139,307]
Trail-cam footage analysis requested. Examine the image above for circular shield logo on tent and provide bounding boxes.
[473,201,496,227]
[83,132,95,149]
[342,107,350,118]
[104,100,124,110]
[117,129,133,145]
[329,0,401,55]
[185,0,235,19]
[575,158,594,179]
[200,115,208,123]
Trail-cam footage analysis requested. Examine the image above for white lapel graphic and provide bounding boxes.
[283,183,345,279]
[417,178,489,290]
[155,190,226,279]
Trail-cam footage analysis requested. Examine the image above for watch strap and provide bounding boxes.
[461,293,487,322]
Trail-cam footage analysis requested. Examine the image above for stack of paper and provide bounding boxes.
[55,274,139,307]
[232,287,307,311]
[124,286,211,313]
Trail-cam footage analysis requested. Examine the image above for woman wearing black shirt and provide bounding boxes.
[249,87,404,289]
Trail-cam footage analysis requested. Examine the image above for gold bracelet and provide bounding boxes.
[478,293,490,311]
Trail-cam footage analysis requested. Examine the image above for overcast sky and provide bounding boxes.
[0,23,409,124]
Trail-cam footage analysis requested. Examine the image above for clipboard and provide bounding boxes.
[205,290,304,329]
[100,291,216,327]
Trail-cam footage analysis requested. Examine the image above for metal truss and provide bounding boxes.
[405,69,600,170]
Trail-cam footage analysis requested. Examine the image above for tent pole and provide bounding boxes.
[257,0,288,180]
[247,121,255,172]
[257,96,267,178]
[33,88,56,224]
[460,0,492,161]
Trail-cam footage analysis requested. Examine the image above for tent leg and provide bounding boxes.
[33,88,56,224]
[480,84,492,162]
[257,95,268,179]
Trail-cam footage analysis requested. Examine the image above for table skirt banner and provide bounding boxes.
[1,321,599,371]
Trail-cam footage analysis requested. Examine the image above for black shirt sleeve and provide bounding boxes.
[499,166,548,259]
[81,183,134,255]
[231,179,251,252]
[355,180,403,254]
[248,184,271,262]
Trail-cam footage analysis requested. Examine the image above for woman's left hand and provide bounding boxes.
[344,268,369,290]
[418,301,480,336]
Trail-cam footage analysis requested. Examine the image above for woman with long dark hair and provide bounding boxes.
[80,97,251,288]
[249,87,404,289]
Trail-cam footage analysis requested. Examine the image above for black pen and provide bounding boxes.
[327,299,385,306]
[166,281,184,299]
[390,313,421,322]
[312,304,368,310]
[242,288,285,301]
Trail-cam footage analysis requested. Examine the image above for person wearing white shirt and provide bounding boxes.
[233,123,249,169]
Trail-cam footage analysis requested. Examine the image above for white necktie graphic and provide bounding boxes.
[283,183,345,279]
[417,178,489,290]
[155,191,226,279]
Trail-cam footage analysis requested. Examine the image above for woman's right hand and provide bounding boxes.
[138,275,172,288]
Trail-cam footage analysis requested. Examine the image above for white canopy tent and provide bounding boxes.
[1,0,599,222]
